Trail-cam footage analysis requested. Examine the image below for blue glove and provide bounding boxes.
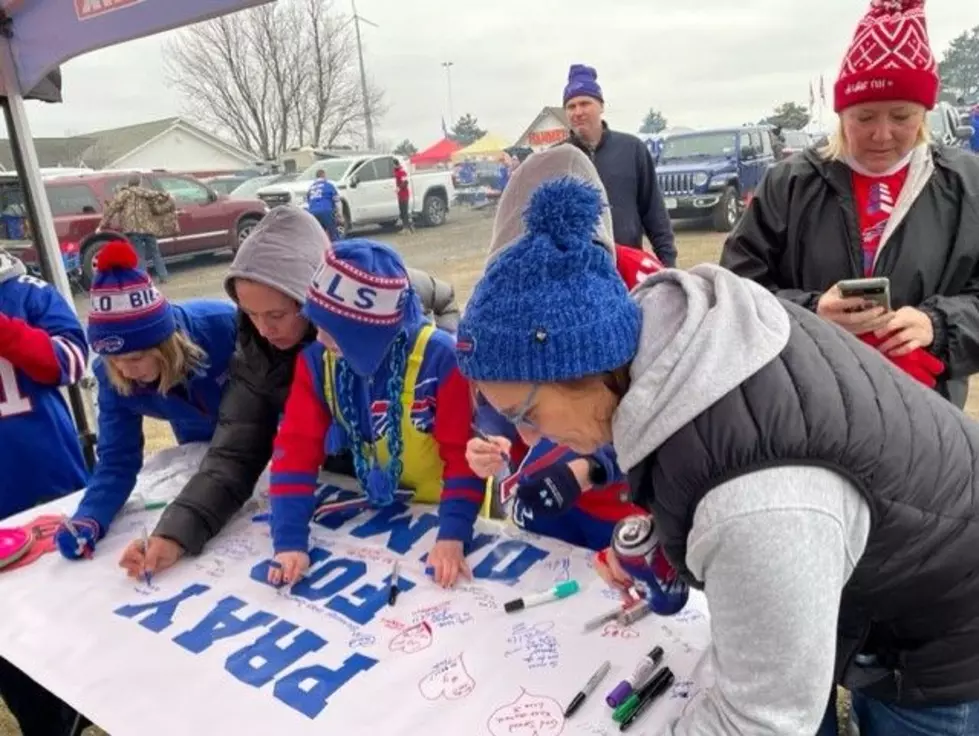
[55,518,100,560]
[514,462,582,517]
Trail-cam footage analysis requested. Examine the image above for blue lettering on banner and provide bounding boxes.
[292,554,367,602]
[113,583,210,632]
[353,287,377,310]
[115,584,380,720]
[418,531,497,565]
[472,540,550,582]
[250,548,418,626]
[325,274,345,301]
[327,571,416,626]
[349,504,439,555]
[173,596,276,654]
[273,656,379,719]
[314,487,363,530]
[250,547,331,588]
[225,621,326,687]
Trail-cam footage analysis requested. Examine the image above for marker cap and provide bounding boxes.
[606,680,633,708]
[554,580,580,598]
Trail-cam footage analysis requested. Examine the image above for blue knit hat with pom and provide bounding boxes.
[87,240,176,355]
[456,177,640,382]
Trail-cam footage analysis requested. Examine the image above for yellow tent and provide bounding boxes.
[450,132,512,162]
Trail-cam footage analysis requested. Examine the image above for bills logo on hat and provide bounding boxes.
[92,336,126,354]
[307,253,407,326]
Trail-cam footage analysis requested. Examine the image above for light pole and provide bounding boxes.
[351,0,377,150]
[442,61,455,129]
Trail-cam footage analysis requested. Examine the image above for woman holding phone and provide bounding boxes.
[720,0,979,408]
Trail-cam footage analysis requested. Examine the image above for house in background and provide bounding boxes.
[513,106,571,152]
[0,117,261,175]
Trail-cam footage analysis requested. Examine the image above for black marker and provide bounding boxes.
[564,660,610,717]
[620,668,675,732]
[387,561,400,606]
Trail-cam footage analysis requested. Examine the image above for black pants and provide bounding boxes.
[398,200,412,230]
[0,656,90,736]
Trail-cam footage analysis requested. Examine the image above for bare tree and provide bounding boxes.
[163,0,385,160]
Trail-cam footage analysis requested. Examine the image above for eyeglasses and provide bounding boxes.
[471,383,540,430]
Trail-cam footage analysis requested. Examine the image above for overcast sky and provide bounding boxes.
[20,0,979,150]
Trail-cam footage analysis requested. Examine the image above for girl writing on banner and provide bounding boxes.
[55,240,237,559]
[466,147,653,551]
[266,239,484,589]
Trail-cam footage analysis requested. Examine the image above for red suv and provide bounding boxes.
[0,170,267,288]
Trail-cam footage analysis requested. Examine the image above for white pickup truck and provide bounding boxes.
[255,154,454,231]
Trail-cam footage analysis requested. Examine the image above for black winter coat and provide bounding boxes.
[153,315,311,554]
[720,145,979,408]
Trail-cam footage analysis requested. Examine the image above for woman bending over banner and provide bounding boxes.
[54,241,237,559]
[466,146,653,550]
[266,238,484,588]
[455,171,979,733]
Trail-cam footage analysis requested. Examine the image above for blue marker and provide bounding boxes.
[504,580,579,613]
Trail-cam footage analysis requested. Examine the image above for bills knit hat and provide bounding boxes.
[834,0,938,112]
[563,64,604,105]
[303,238,422,377]
[87,240,176,355]
[456,178,640,383]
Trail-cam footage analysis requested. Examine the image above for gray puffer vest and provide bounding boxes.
[628,300,979,705]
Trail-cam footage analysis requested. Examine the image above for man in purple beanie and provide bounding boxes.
[562,64,676,266]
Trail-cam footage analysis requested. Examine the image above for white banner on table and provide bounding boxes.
[0,461,712,736]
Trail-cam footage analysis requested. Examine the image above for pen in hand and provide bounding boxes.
[140,525,153,585]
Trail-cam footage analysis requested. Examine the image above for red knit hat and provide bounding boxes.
[834,0,939,113]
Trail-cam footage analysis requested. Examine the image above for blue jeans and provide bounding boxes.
[311,210,341,242]
[125,232,168,281]
[818,689,979,735]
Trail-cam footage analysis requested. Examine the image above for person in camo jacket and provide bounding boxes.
[97,174,178,283]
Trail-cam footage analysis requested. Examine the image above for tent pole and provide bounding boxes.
[0,81,98,468]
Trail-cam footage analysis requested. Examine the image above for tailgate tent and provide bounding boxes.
[450,132,512,162]
[0,0,274,466]
[410,137,461,168]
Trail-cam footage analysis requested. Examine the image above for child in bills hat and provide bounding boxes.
[267,238,484,588]
[55,240,237,559]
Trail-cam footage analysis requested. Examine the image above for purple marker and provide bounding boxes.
[605,646,664,708]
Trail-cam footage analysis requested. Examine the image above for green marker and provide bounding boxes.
[613,693,640,723]
[504,580,580,613]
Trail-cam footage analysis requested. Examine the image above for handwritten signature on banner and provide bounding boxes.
[112,501,554,721]
[504,621,560,670]
[487,689,565,736]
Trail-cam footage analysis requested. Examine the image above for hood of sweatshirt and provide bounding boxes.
[0,249,27,284]
[486,145,615,266]
[612,264,791,471]
[225,205,325,304]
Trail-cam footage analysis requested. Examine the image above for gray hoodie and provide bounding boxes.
[487,146,615,265]
[614,265,872,734]
[224,205,325,304]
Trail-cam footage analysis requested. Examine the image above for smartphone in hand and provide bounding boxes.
[838,277,891,311]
